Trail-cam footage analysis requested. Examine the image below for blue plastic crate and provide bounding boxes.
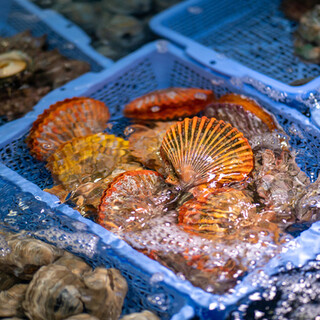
[0,40,320,319]
[150,0,320,123]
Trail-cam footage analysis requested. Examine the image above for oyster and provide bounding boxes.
[0,271,21,291]
[160,116,254,190]
[81,268,128,320]
[64,315,99,320]
[127,121,176,173]
[23,264,85,320]
[120,311,160,320]
[98,170,173,232]
[0,284,28,318]
[27,97,110,161]
[124,88,215,120]
[0,231,63,280]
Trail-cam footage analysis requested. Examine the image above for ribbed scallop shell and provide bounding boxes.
[98,170,171,233]
[178,188,256,237]
[27,97,110,161]
[46,133,129,190]
[160,116,254,189]
[124,87,215,120]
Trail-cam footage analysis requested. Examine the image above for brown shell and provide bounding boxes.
[0,232,63,280]
[204,94,280,142]
[0,283,28,318]
[22,264,85,320]
[124,87,215,120]
[27,97,110,161]
[81,268,128,320]
[160,116,254,190]
[127,121,176,173]
[46,133,129,190]
[120,311,160,320]
[64,315,99,320]
[178,188,257,238]
[98,170,171,232]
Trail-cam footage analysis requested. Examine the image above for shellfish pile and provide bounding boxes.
[0,31,90,123]
[27,87,320,293]
[0,229,159,320]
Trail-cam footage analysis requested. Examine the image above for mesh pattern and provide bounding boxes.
[162,0,320,84]
[6,2,102,72]
[0,177,184,318]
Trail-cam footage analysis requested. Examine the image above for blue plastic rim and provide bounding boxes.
[1,40,320,319]
[150,0,320,115]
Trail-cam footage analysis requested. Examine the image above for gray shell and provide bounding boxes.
[23,264,84,320]
[81,268,128,320]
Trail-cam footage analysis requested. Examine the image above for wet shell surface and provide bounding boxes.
[22,264,85,320]
[204,94,280,142]
[127,121,176,173]
[98,170,171,233]
[178,188,257,238]
[27,97,110,161]
[124,87,215,120]
[160,116,254,189]
[46,133,129,190]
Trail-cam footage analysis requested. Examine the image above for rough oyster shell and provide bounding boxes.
[0,283,28,318]
[98,170,172,232]
[27,97,110,161]
[23,264,85,320]
[124,87,215,120]
[64,315,99,320]
[120,311,160,320]
[160,116,254,190]
[0,271,21,291]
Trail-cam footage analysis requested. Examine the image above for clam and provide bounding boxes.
[178,188,257,238]
[0,232,63,280]
[98,170,173,233]
[81,268,128,320]
[124,87,215,120]
[204,93,281,143]
[127,121,176,173]
[27,97,110,161]
[160,116,254,190]
[120,311,160,320]
[0,283,28,318]
[22,264,85,320]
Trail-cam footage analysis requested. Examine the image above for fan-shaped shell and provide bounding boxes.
[178,188,256,238]
[27,97,110,161]
[160,116,254,189]
[124,87,215,120]
[46,133,129,190]
[98,170,171,232]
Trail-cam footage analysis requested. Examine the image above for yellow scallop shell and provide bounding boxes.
[160,116,254,190]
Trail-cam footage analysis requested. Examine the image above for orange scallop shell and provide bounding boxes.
[27,97,110,161]
[215,93,279,131]
[160,116,254,190]
[46,133,129,190]
[123,87,215,120]
[97,170,170,232]
[178,188,256,238]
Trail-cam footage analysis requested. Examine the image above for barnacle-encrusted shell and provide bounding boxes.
[127,121,176,173]
[27,97,110,161]
[98,170,171,232]
[53,252,92,277]
[121,311,160,320]
[81,268,128,320]
[124,87,215,120]
[160,116,254,189]
[46,133,129,190]
[0,232,63,280]
[204,94,280,142]
[0,283,27,318]
[178,188,256,237]
[23,264,85,320]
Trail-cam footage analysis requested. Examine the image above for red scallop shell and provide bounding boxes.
[27,97,110,161]
[160,116,254,190]
[123,87,216,120]
[97,170,170,232]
